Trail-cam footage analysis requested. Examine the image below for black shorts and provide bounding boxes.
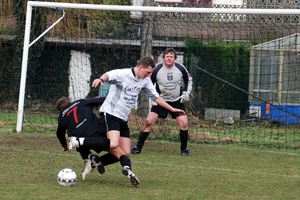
[99,112,130,138]
[150,100,186,119]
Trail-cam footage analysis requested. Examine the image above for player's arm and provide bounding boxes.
[56,124,68,151]
[180,65,193,94]
[92,73,109,87]
[180,66,193,103]
[154,96,186,115]
[184,72,193,94]
[84,97,106,107]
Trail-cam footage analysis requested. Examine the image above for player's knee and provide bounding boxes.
[145,119,153,127]
[124,150,131,157]
[178,122,188,129]
[109,142,119,149]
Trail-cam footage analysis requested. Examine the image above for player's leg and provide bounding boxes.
[67,136,110,151]
[105,136,139,187]
[132,105,167,154]
[131,112,158,154]
[76,147,99,181]
[104,113,140,187]
[120,125,140,187]
[176,115,190,156]
[171,100,190,156]
[97,139,131,167]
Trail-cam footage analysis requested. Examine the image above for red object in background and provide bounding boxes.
[182,0,212,4]
[265,103,270,115]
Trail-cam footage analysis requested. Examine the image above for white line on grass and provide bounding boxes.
[1,146,299,179]
[187,143,300,157]
[148,141,300,157]
[134,160,300,179]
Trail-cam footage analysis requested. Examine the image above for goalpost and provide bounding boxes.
[15,1,300,148]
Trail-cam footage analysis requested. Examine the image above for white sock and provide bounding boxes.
[78,138,85,146]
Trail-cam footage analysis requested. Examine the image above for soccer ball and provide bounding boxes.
[57,168,77,187]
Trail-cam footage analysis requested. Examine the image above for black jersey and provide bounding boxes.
[56,97,105,148]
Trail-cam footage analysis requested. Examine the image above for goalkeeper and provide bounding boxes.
[131,48,193,156]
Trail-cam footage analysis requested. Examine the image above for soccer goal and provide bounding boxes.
[13,0,300,148]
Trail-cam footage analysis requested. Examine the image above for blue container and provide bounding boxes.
[250,103,300,125]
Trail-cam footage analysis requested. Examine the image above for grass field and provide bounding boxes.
[1,131,300,200]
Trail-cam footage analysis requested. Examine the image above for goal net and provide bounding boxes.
[1,0,300,148]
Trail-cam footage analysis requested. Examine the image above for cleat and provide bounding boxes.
[131,146,141,154]
[89,154,105,174]
[181,148,190,156]
[122,166,140,187]
[81,159,93,181]
[67,137,79,151]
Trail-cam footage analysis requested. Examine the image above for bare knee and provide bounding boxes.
[142,119,154,131]
[177,117,188,130]
[109,142,119,149]
[124,150,131,157]
[145,119,153,126]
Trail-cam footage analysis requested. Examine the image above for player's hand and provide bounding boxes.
[151,101,157,106]
[92,78,104,87]
[180,91,189,103]
[173,108,186,116]
[62,146,69,152]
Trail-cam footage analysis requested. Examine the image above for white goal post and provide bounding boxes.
[16,1,300,132]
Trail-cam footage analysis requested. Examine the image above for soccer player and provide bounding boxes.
[91,56,186,184]
[55,96,139,187]
[131,48,193,156]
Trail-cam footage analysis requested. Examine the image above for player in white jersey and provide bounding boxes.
[92,57,186,187]
[131,48,193,156]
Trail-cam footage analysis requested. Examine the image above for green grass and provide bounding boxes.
[1,131,300,199]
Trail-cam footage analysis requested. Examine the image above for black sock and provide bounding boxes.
[77,148,92,160]
[83,137,110,151]
[136,131,150,149]
[120,155,131,169]
[99,153,119,166]
[180,130,188,151]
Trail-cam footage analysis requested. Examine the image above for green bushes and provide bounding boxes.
[184,38,251,116]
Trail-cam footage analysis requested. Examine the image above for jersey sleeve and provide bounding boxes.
[56,122,67,148]
[143,77,159,101]
[84,97,106,107]
[176,63,193,94]
[106,69,128,84]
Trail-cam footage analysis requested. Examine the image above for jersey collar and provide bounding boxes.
[131,67,138,78]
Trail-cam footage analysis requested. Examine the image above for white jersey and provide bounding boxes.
[99,68,159,121]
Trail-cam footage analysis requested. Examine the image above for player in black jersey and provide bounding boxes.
[56,96,138,186]
[131,48,193,156]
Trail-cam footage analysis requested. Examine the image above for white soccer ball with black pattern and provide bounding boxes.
[57,168,77,186]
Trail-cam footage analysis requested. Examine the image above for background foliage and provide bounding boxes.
[1,0,300,149]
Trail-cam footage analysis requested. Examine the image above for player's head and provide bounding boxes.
[162,48,177,59]
[135,57,155,79]
[56,96,71,111]
[162,48,177,67]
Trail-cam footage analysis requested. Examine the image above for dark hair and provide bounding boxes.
[56,96,71,111]
[162,48,177,59]
[137,57,155,69]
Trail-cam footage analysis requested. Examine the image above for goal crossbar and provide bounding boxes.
[16,1,300,132]
[28,1,300,15]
